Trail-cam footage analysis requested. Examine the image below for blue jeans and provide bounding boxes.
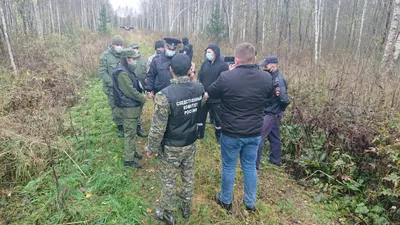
[256,114,282,169]
[219,134,261,208]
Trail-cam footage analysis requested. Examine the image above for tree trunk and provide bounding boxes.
[348,0,359,51]
[56,0,61,35]
[33,0,44,40]
[356,0,368,57]
[0,3,17,76]
[314,0,320,67]
[49,0,55,33]
[381,0,400,76]
[333,0,341,50]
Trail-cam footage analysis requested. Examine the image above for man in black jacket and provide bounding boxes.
[145,38,182,99]
[198,44,229,142]
[207,43,273,213]
[180,37,194,61]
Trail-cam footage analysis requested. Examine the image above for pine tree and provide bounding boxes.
[205,9,226,44]
[98,5,108,34]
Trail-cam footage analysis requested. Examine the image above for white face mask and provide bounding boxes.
[165,49,176,57]
[114,46,123,53]
[133,49,139,54]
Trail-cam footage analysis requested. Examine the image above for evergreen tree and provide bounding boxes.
[98,5,108,34]
[205,9,226,44]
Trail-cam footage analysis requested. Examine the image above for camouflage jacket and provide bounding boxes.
[134,55,148,85]
[98,45,121,94]
[147,52,158,69]
[146,76,206,154]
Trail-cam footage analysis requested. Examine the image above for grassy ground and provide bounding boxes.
[2,79,339,225]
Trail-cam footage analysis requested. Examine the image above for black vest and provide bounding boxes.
[113,65,142,108]
[162,81,204,147]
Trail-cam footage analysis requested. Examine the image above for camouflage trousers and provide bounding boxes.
[121,107,141,161]
[158,142,196,213]
[106,88,123,126]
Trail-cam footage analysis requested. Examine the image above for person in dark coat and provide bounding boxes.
[256,56,291,168]
[180,37,194,61]
[145,38,182,99]
[197,44,229,142]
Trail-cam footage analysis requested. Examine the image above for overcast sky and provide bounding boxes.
[110,0,141,12]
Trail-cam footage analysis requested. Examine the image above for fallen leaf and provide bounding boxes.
[85,193,93,199]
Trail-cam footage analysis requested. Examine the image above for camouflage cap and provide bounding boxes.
[120,49,139,58]
[129,42,139,49]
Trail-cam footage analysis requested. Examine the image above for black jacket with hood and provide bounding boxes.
[198,44,229,104]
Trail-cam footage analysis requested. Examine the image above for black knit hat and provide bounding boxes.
[154,40,164,49]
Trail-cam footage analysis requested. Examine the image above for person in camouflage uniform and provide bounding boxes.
[98,35,125,137]
[113,49,147,169]
[147,40,165,69]
[145,54,207,225]
[129,42,148,137]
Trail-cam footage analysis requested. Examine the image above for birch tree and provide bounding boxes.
[356,0,368,57]
[333,0,341,50]
[314,0,320,67]
[0,2,17,76]
[381,0,400,76]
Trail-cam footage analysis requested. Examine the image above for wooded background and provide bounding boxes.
[1,0,400,76]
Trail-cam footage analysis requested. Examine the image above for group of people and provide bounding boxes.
[98,35,290,225]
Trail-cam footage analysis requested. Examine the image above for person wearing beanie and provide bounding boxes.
[129,42,149,137]
[145,53,207,224]
[98,35,125,137]
[145,37,182,98]
[180,37,193,61]
[147,40,165,69]
[113,49,147,169]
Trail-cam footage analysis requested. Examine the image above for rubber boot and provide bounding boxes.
[137,125,148,137]
[117,125,124,137]
[181,202,191,219]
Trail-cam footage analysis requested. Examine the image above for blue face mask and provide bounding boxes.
[206,52,214,61]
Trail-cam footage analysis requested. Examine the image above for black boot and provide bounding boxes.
[117,125,124,137]
[134,152,142,160]
[197,125,205,139]
[181,202,191,219]
[214,193,232,214]
[156,210,175,225]
[137,125,148,137]
[123,161,141,169]
[245,205,257,213]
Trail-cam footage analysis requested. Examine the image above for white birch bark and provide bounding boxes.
[314,0,320,66]
[333,0,341,50]
[381,0,400,74]
[356,0,368,57]
[0,3,17,76]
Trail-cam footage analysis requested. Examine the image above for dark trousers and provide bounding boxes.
[197,102,221,141]
[256,114,282,169]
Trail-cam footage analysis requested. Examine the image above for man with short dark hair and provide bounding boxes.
[207,43,273,214]
[145,53,207,224]
[256,56,290,168]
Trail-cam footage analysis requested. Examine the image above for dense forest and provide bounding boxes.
[0,0,399,224]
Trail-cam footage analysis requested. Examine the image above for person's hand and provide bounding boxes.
[229,64,237,71]
[145,151,153,158]
[188,62,196,81]
[147,92,154,99]
[204,92,209,100]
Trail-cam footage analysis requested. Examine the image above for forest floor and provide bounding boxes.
[1,39,340,225]
[3,80,339,225]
